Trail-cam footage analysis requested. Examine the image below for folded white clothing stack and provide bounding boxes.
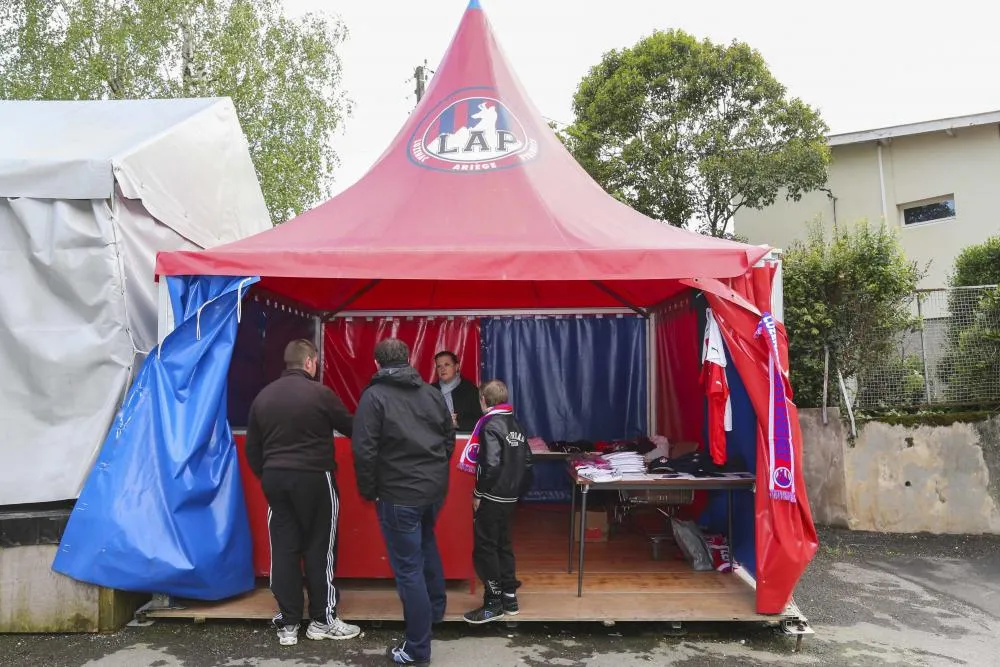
[599,451,646,475]
[573,458,620,482]
[576,467,622,482]
[576,466,621,482]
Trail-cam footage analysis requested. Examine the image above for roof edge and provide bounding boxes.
[828,109,1000,146]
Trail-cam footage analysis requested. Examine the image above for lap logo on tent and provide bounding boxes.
[410,91,538,172]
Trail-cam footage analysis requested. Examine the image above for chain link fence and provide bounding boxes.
[853,285,1000,410]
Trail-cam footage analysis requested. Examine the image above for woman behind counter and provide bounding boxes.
[431,350,483,432]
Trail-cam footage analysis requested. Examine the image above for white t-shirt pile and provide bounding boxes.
[600,451,646,475]
[574,459,620,482]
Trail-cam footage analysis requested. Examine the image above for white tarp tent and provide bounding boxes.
[0,97,272,505]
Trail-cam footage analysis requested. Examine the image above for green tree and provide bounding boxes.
[0,0,350,225]
[783,221,923,408]
[561,30,830,237]
[938,236,1000,405]
[951,235,1000,287]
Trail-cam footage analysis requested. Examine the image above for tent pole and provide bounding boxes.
[589,281,648,317]
[647,312,657,435]
[315,315,325,384]
[332,308,632,318]
[156,279,175,345]
[251,287,321,317]
[323,280,382,319]
[771,256,785,322]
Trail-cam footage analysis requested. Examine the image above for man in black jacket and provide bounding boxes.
[463,379,533,624]
[246,338,360,647]
[352,338,455,666]
[431,350,483,432]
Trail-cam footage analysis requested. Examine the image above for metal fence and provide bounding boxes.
[853,285,1000,410]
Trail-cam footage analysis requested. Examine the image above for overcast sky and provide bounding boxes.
[282,0,1000,195]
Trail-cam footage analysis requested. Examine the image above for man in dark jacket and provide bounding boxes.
[463,380,533,624]
[352,338,455,666]
[431,350,483,432]
[246,338,360,647]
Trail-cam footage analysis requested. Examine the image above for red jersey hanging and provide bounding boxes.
[701,308,732,465]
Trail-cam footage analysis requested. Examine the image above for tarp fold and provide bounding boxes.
[52,276,257,600]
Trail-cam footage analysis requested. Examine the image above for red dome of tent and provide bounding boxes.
[155,0,770,313]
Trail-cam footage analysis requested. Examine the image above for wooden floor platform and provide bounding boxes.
[146,505,776,624]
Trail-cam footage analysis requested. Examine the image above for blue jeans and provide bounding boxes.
[376,500,446,661]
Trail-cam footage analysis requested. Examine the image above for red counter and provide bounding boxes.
[234,434,475,581]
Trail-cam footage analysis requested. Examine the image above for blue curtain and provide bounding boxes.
[228,297,317,429]
[480,315,647,441]
[52,275,257,600]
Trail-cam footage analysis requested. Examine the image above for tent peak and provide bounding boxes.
[155,0,772,288]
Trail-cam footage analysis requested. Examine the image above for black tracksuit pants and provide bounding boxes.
[262,469,340,626]
[472,499,518,600]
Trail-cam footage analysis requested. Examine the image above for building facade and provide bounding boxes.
[735,111,1000,288]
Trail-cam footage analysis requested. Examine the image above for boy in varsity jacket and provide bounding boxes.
[463,379,534,624]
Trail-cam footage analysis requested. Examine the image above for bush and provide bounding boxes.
[938,236,1000,405]
[783,221,923,408]
[951,236,1000,287]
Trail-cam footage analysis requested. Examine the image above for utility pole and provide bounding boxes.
[181,14,209,96]
[414,59,431,105]
[181,16,195,96]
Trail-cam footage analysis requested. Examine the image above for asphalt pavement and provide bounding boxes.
[2,527,999,666]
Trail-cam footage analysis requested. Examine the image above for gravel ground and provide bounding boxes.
[2,527,999,667]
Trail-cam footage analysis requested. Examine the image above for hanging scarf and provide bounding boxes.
[456,403,513,474]
[439,376,460,413]
[754,312,797,503]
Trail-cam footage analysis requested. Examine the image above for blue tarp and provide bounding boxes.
[481,315,648,442]
[52,275,257,600]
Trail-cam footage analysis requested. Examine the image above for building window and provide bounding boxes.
[900,195,956,226]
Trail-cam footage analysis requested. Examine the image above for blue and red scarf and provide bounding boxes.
[457,403,513,474]
[754,313,797,503]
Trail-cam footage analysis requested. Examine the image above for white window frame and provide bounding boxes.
[898,194,956,228]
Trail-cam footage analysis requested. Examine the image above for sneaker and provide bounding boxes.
[385,641,430,665]
[463,600,504,624]
[306,617,362,640]
[276,624,299,646]
[501,593,519,616]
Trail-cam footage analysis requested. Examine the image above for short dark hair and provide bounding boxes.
[434,350,459,365]
[375,338,410,366]
[480,379,508,407]
[284,339,318,369]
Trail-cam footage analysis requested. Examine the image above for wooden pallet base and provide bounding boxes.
[146,581,773,623]
[146,506,780,624]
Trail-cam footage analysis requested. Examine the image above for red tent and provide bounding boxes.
[155,0,767,313]
[157,0,816,615]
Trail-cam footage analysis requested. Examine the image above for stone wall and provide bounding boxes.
[0,545,100,632]
[0,545,143,633]
[798,407,850,527]
[799,409,1000,534]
